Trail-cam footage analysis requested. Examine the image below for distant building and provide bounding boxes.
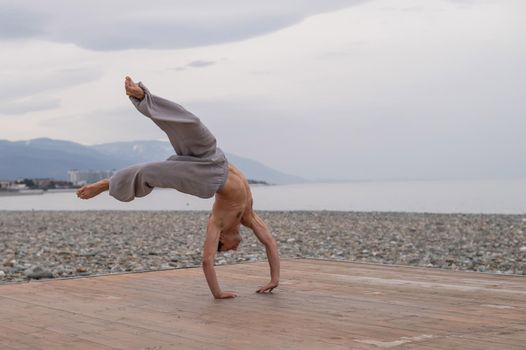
[0,180,10,189]
[9,183,27,190]
[68,169,116,186]
[0,178,75,191]
[32,178,54,188]
[0,179,29,190]
[31,178,74,189]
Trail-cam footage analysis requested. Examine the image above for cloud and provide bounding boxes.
[0,66,104,109]
[317,41,367,60]
[38,107,168,144]
[0,96,61,115]
[2,0,524,181]
[187,60,215,68]
[183,84,526,181]
[0,1,366,51]
[173,59,217,71]
[0,6,48,39]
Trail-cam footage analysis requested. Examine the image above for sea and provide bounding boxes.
[1,179,525,214]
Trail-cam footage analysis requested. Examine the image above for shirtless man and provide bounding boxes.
[76,77,280,299]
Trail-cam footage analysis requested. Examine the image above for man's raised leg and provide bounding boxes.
[124,77,218,159]
[76,179,109,199]
[78,161,173,202]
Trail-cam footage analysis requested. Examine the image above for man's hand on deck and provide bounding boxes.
[256,280,279,293]
[215,291,238,299]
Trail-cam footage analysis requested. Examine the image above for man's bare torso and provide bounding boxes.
[212,163,253,250]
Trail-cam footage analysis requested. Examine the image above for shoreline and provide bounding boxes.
[0,188,77,197]
[1,209,526,215]
[1,179,526,213]
[1,211,525,283]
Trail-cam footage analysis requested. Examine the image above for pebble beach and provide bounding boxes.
[1,211,525,282]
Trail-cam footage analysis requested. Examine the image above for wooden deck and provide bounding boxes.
[0,258,525,350]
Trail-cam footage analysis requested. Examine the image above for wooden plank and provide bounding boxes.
[0,324,118,350]
[1,259,525,349]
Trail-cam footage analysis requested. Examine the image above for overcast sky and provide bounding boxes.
[1,0,525,181]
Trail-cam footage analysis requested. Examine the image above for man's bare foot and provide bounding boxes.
[76,180,109,200]
[125,76,145,100]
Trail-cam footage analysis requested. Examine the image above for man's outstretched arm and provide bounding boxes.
[243,212,280,293]
[202,215,237,299]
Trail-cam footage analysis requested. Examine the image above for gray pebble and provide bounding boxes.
[0,211,524,283]
[24,266,54,280]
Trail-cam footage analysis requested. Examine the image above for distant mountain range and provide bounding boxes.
[0,138,304,184]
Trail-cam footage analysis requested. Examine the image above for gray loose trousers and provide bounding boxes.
[108,82,229,201]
